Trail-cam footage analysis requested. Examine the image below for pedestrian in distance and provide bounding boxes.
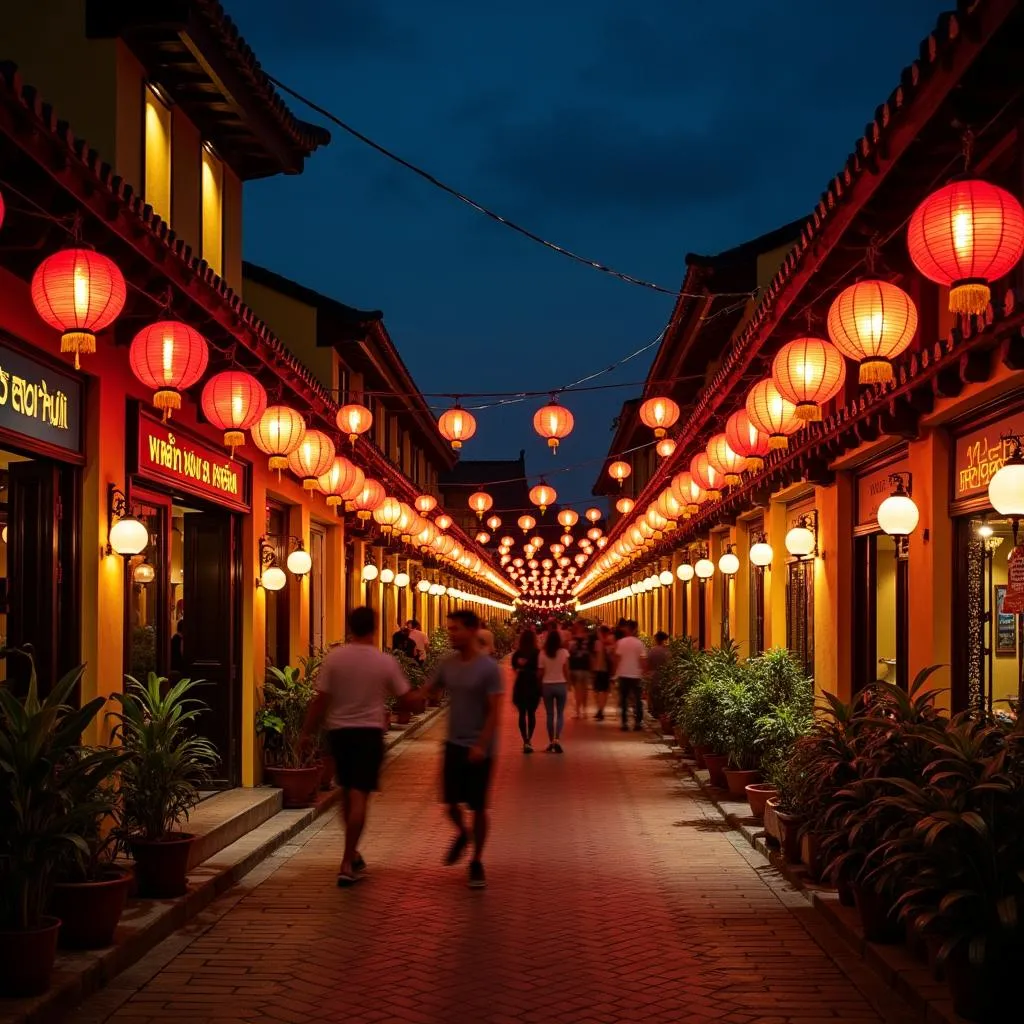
[591,624,616,722]
[301,606,410,887]
[511,628,541,753]
[391,621,415,658]
[567,620,592,719]
[538,626,570,753]
[477,618,496,658]
[647,631,671,676]
[616,619,647,732]
[407,618,428,662]
[419,609,503,889]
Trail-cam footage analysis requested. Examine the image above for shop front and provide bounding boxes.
[126,405,249,788]
[0,334,83,697]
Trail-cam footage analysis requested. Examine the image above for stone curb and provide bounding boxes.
[649,726,965,1024]
[0,704,445,1024]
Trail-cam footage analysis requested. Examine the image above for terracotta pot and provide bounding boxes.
[691,744,709,769]
[800,831,824,881]
[408,695,426,716]
[396,708,411,725]
[129,833,196,899]
[703,753,729,789]
[851,883,901,944]
[745,783,778,819]
[52,867,133,949]
[763,797,782,846]
[319,754,336,790]
[723,768,761,801]
[0,916,61,996]
[775,810,803,864]
[265,765,321,809]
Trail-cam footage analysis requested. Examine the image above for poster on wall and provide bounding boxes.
[995,585,1017,657]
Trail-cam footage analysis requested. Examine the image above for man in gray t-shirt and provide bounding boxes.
[422,609,504,889]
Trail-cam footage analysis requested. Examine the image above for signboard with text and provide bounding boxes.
[954,411,1024,503]
[133,410,251,512]
[0,338,81,457]
[856,455,910,528]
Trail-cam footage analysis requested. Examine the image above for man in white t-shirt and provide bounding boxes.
[615,619,647,732]
[407,619,428,661]
[302,606,410,886]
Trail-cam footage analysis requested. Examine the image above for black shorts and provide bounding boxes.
[593,671,611,693]
[329,727,385,793]
[443,742,494,812]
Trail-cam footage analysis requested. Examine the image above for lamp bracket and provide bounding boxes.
[258,536,277,571]
[888,471,913,497]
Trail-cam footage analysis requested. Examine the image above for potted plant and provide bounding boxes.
[680,644,738,788]
[256,665,321,807]
[0,658,116,995]
[110,674,219,898]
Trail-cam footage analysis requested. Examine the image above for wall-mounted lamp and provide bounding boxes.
[749,533,774,569]
[658,569,674,586]
[878,472,920,559]
[718,545,740,576]
[133,560,156,585]
[394,571,411,588]
[286,538,312,577]
[379,567,395,584]
[417,578,432,593]
[677,561,694,582]
[362,563,379,582]
[989,434,1024,544]
[257,536,286,591]
[107,485,149,556]
[784,511,818,560]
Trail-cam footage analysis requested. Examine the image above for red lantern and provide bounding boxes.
[353,479,386,521]
[201,370,267,454]
[533,400,574,452]
[252,405,306,472]
[771,337,846,421]
[373,496,403,534]
[337,403,372,444]
[31,249,127,369]
[435,513,453,531]
[616,497,635,516]
[468,491,494,519]
[129,321,209,419]
[656,437,677,458]
[438,404,477,450]
[671,470,705,512]
[690,453,722,500]
[415,494,437,514]
[706,433,748,486]
[317,456,364,508]
[608,460,631,487]
[907,179,1024,316]
[287,429,336,489]
[529,484,556,514]
[746,378,801,450]
[638,396,680,438]
[827,280,919,385]
[725,410,770,473]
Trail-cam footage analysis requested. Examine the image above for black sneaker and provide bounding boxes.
[553,741,564,754]
[546,742,556,753]
[523,742,533,753]
[468,861,486,889]
[352,854,367,873]
[444,830,469,866]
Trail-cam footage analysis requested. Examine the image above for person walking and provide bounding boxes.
[301,606,410,887]
[538,627,570,753]
[591,624,616,722]
[511,628,541,752]
[567,620,592,719]
[616,619,647,732]
[419,609,503,889]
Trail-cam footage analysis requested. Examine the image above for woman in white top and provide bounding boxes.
[538,628,570,753]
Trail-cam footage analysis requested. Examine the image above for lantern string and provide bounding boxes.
[264,72,760,302]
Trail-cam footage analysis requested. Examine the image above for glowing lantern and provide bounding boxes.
[608,461,631,487]
[487,515,502,531]
[337,403,372,445]
[201,371,267,454]
[575,553,587,566]
[877,485,919,538]
[317,457,364,508]
[706,433,748,485]
[750,542,774,568]
[415,494,437,514]
[690,453,722,500]
[501,535,515,547]
[468,491,493,519]
[417,579,432,593]
[725,409,771,473]
[286,430,335,489]
[656,437,677,458]
[373,496,403,534]
[694,558,715,580]
[252,405,306,472]
[533,400,574,452]
[561,533,574,547]
[396,504,416,540]
[586,508,602,523]
[989,440,1024,525]
[551,543,565,557]
[31,248,127,369]
[129,321,209,418]
[474,531,490,546]
[639,396,680,437]
[826,280,919,384]
[785,525,816,559]
[438,403,477,450]
[671,470,705,513]
[719,551,740,576]
[656,490,682,525]
[530,535,544,550]
[353,479,386,521]
[616,497,635,515]
[530,483,556,514]
[771,337,846,421]
[746,378,802,450]
[518,515,536,534]
[907,179,1024,316]
[645,507,668,535]
[558,509,579,530]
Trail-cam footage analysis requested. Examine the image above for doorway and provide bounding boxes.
[853,533,909,692]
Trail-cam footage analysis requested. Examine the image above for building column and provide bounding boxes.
[814,477,854,701]
[766,498,788,651]
[326,516,345,645]
[733,521,751,658]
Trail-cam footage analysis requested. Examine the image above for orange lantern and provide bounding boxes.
[656,437,677,458]
[706,433,748,485]
[397,504,417,540]
[585,508,602,523]
[373,496,403,534]
[533,400,574,453]
[639,396,680,438]
[438,403,477,450]
[745,378,802,450]
[468,491,493,519]
[415,494,437,514]
[476,531,491,545]
[725,409,771,473]
[826,280,919,385]
[529,536,545,550]
[690,453,722,500]
[252,405,306,472]
[287,429,336,489]
[608,460,631,487]
[671,470,705,513]
[201,370,267,455]
[518,514,537,534]
[557,509,579,529]
[317,456,364,508]
[336,403,373,444]
[771,337,846,421]
[353,479,386,521]
[129,321,209,419]
[616,497,635,516]
[656,489,682,524]
[530,483,556,514]
[486,515,502,531]
[435,513,453,531]
[31,248,127,369]
[907,179,1024,315]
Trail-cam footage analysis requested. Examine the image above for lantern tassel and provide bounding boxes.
[768,435,789,451]
[858,359,893,385]
[154,390,181,422]
[61,330,96,371]
[224,430,244,452]
[949,282,991,316]
[795,403,823,422]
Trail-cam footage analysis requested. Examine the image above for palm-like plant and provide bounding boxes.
[109,674,218,841]
[256,666,316,769]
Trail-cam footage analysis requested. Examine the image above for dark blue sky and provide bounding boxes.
[242,0,949,511]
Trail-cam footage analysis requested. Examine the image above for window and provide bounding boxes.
[201,143,224,275]
[308,524,327,655]
[143,84,172,223]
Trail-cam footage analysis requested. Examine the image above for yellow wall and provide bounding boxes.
[144,85,173,223]
[201,146,224,276]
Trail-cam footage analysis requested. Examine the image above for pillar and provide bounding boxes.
[814,476,854,701]
[733,521,751,658]
[766,498,788,651]
[326,517,345,645]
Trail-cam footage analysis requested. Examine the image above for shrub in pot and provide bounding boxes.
[256,665,321,807]
[392,650,426,714]
[110,674,218,898]
[0,658,118,994]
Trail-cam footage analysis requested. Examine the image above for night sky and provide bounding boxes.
[241,0,950,511]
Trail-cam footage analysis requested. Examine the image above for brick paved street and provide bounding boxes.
[69,696,919,1024]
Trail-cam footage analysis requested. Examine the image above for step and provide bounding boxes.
[186,788,283,869]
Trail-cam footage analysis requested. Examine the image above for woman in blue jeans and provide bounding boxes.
[538,628,570,753]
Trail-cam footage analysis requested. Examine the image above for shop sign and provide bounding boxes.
[954,412,1024,502]
[134,411,251,512]
[856,456,909,528]
[1002,548,1024,614]
[0,340,81,455]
